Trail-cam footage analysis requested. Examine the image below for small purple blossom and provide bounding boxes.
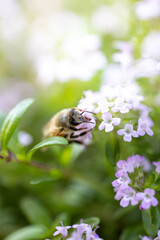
[154,230,160,240]
[139,236,152,240]
[112,170,131,190]
[136,188,158,210]
[72,223,90,235]
[66,231,82,240]
[99,112,121,132]
[53,223,71,238]
[117,124,139,142]
[116,155,148,174]
[115,187,139,207]
[152,161,160,174]
[137,118,153,136]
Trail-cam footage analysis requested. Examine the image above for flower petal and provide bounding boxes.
[112,117,121,126]
[124,134,132,142]
[117,129,125,135]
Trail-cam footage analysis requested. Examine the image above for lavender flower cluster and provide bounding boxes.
[112,155,158,209]
[78,84,153,142]
[45,221,103,240]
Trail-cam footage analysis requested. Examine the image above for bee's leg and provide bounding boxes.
[69,126,87,131]
[70,129,92,139]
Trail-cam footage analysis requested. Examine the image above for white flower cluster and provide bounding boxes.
[78,84,153,142]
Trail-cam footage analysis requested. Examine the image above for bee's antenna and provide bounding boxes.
[80,110,96,115]
[83,121,95,124]
[80,111,85,115]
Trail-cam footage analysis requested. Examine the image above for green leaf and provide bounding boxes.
[4,225,47,240]
[0,111,5,131]
[20,197,52,226]
[30,170,62,184]
[0,98,34,151]
[27,136,68,159]
[144,173,155,188]
[120,225,144,240]
[142,207,160,237]
[105,134,120,166]
[83,217,100,226]
[30,176,55,185]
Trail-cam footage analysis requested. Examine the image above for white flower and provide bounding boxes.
[135,0,160,20]
[137,118,153,136]
[141,32,160,60]
[18,131,33,146]
[117,124,139,142]
[99,112,121,132]
[111,98,132,113]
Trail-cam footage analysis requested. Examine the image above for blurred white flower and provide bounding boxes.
[141,32,160,60]
[27,11,106,84]
[18,131,33,146]
[112,41,133,68]
[92,4,130,37]
[135,0,160,20]
[0,0,26,42]
[102,64,136,85]
[133,58,160,78]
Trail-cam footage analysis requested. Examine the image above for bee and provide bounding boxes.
[43,107,95,144]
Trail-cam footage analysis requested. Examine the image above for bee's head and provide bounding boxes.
[69,108,95,126]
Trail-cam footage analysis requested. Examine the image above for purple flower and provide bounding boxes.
[152,162,160,174]
[116,160,128,172]
[126,155,144,173]
[86,232,103,240]
[66,231,82,240]
[140,158,152,172]
[139,236,152,240]
[116,155,150,174]
[111,97,132,113]
[72,223,90,235]
[117,124,139,142]
[137,118,153,136]
[136,188,158,210]
[53,224,71,238]
[99,112,121,132]
[112,170,131,190]
[154,230,160,240]
[115,187,139,207]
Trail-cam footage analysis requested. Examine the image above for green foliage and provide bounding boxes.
[120,225,144,240]
[0,99,34,152]
[105,133,120,166]
[20,197,52,226]
[27,137,68,159]
[83,217,100,226]
[4,225,47,240]
[142,207,160,237]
